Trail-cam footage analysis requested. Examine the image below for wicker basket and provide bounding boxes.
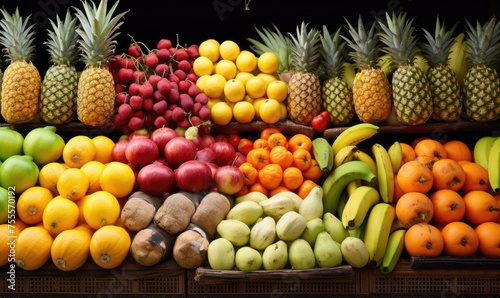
[0,257,185,297]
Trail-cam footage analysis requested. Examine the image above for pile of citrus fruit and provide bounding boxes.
[193,39,289,125]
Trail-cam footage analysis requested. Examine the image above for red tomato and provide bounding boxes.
[237,138,254,156]
[311,112,331,132]
[226,133,241,149]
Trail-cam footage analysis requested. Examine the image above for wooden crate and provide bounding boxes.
[187,265,360,296]
[0,257,185,297]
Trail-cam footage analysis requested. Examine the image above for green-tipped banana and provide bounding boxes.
[388,141,403,174]
[334,145,357,168]
[342,186,380,230]
[380,229,406,273]
[447,32,467,87]
[353,149,378,177]
[331,123,379,156]
[372,143,394,203]
[312,137,334,173]
[322,160,377,215]
[474,136,497,170]
[488,137,500,192]
[363,202,396,267]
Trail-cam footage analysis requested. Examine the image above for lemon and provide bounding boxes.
[266,80,289,102]
[219,40,241,61]
[193,56,214,77]
[196,74,211,92]
[198,39,220,63]
[279,102,288,121]
[57,168,90,201]
[204,74,227,99]
[232,101,256,123]
[224,79,246,102]
[257,72,278,86]
[210,101,233,125]
[236,50,258,72]
[235,71,254,85]
[207,98,222,110]
[257,52,280,74]
[92,135,115,164]
[215,59,237,80]
[259,98,282,124]
[245,76,267,99]
[80,160,105,194]
[252,97,267,120]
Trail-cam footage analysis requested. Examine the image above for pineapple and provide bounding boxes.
[420,17,462,122]
[0,8,41,124]
[343,15,392,124]
[40,9,80,125]
[377,12,433,125]
[319,25,355,126]
[463,17,500,122]
[286,22,322,125]
[74,0,127,127]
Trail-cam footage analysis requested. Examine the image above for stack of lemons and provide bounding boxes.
[193,39,289,125]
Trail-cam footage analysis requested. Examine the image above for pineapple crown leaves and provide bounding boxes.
[419,16,459,67]
[319,25,347,79]
[44,9,80,67]
[73,0,129,67]
[464,16,500,67]
[287,22,321,73]
[377,12,419,67]
[247,24,290,73]
[0,7,36,63]
[342,15,380,70]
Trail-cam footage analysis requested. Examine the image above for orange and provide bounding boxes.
[287,134,313,153]
[267,132,288,150]
[246,148,270,170]
[57,168,89,201]
[92,135,115,164]
[475,222,500,257]
[302,159,324,182]
[248,181,268,197]
[296,180,317,199]
[258,163,283,190]
[429,189,466,225]
[269,146,293,170]
[43,196,80,237]
[395,192,434,229]
[292,149,312,172]
[282,166,304,190]
[463,190,500,225]
[431,158,466,191]
[239,162,259,186]
[63,135,97,168]
[459,161,490,193]
[17,186,53,225]
[442,140,472,162]
[396,160,433,194]
[38,162,68,195]
[441,221,479,257]
[400,142,417,163]
[404,223,444,257]
[414,139,447,161]
[99,162,136,199]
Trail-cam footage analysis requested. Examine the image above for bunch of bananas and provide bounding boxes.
[474,136,500,193]
[312,123,407,273]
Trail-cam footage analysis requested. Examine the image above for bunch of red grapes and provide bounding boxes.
[109,37,211,136]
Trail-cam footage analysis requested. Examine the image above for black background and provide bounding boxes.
[4,0,500,76]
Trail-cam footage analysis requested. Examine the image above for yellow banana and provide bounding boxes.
[488,137,500,192]
[333,145,357,168]
[447,32,468,87]
[342,186,380,230]
[372,143,395,203]
[363,202,396,267]
[331,123,379,156]
[353,149,378,177]
[346,179,362,197]
[322,160,377,215]
[380,229,406,273]
[474,136,497,170]
[312,137,334,173]
[387,141,403,174]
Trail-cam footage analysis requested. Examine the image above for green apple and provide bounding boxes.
[22,126,65,166]
[0,155,39,195]
[0,127,24,162]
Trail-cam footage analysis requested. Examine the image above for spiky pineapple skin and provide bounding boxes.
[1,61,41,124]
[392,65,433,125]
[40,65,78,124]
[287,71,322,125]
[322,76,354,126]
[427,65,463,121]
[77,67,115,127]
[352,68,392,124]
[463,65,500,122]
